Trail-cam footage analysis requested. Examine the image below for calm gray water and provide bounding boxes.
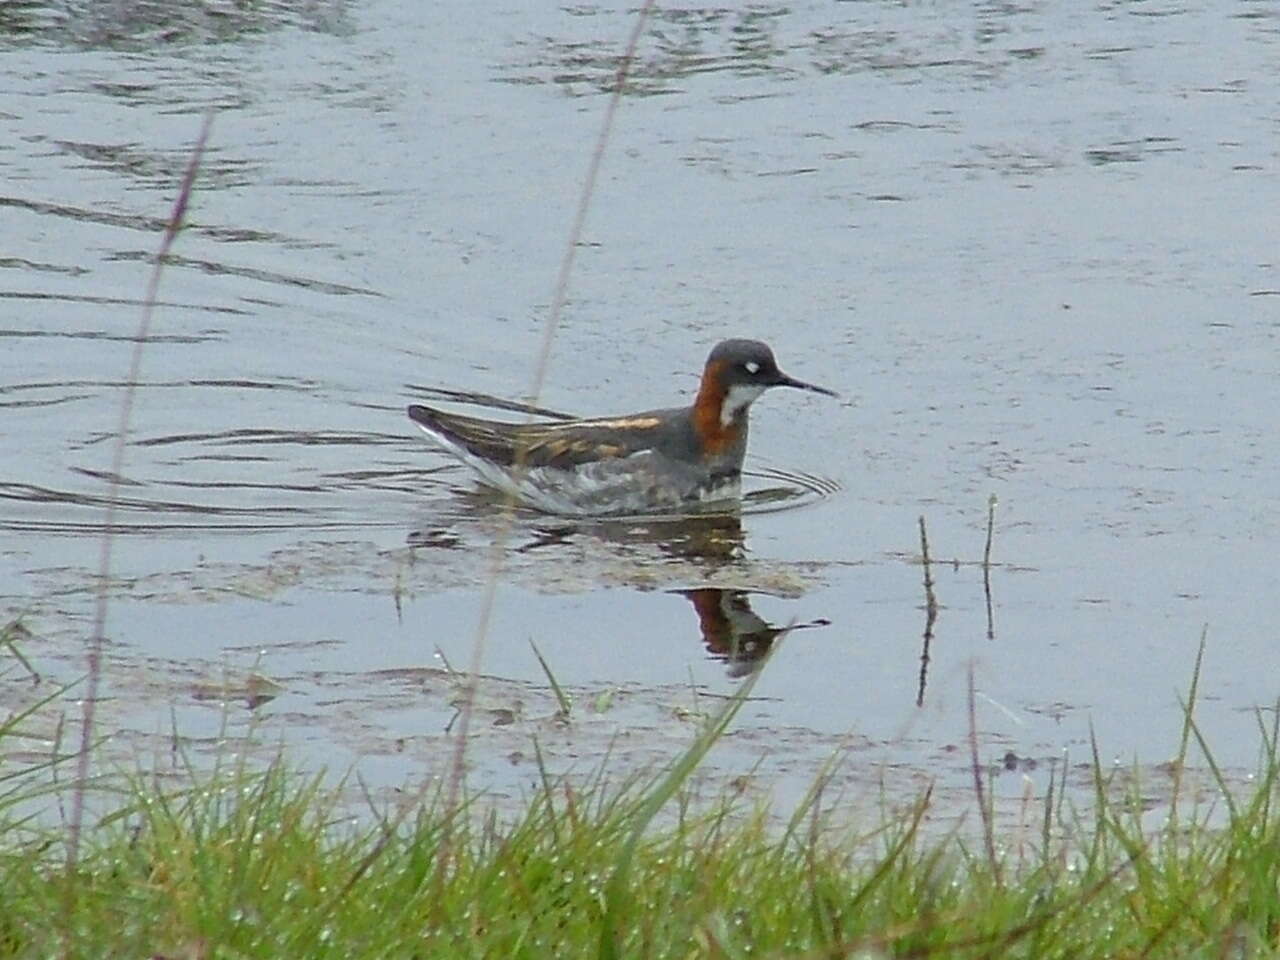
[2,0,1279,817]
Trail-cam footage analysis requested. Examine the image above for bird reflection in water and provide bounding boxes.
[679,588,829,678]
[513,510,746,562]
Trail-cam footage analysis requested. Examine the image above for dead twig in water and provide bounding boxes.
[916,515,937,708]
[983,493,997,640]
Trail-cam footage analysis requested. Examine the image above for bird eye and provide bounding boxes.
[744,361,761,375]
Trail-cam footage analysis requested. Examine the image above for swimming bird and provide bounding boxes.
[407,338,835,516]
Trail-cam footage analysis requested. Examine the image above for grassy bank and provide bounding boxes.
[3,652,1279,958]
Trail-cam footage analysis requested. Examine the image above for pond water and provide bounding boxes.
[2,0,1278,824]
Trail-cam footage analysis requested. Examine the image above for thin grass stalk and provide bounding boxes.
[1,618,41,683]
[778,746,848,855]
[531,737,564,851]
[436,3,658,886]
[1134,883,1200,959]
[843,785,932,918]
[1040,753,1056,859]
[62,114,214,943]
[1183,702,1239,825]
[0,680,78,793]
[1086,725,1112,864]
[530,640,573,719]
[803,773,836,944]
[1169,629,1207,829]
[967,663,999,883]
[1252,701,1280,829]
[598,640,771,960]
[829,838,1141,960]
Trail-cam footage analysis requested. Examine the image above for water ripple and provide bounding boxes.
[742,465,841,515]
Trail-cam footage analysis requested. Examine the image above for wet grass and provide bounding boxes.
[2,645,1280,957]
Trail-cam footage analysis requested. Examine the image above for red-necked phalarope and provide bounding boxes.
[407,338,836,516]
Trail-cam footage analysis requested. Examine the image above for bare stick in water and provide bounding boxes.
[916,515,937,707]
[983,493,997,641]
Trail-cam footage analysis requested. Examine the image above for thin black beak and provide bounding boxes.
[774,372,838,398]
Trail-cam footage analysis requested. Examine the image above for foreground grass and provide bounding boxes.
[2,697,1280,958]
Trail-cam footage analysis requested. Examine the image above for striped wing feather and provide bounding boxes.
[407,405,673,470]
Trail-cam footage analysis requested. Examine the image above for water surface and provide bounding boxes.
[2,0,1279,822]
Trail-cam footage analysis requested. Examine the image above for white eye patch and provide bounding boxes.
[744,361,760,375]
